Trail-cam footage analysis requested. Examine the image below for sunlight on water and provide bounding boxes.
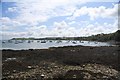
[0,40,113,50]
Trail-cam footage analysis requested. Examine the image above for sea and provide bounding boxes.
[0,40,114,50]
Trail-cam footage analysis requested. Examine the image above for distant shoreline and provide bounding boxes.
[10,30,120,42]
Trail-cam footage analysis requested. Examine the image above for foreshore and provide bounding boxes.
[2,45,120,80]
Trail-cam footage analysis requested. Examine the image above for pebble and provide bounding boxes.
[3,63,119,79]
[28,66,32,69]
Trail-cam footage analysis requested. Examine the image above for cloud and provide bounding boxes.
[1,25,12,31]
[1,31,29,39]
[18,21,79,38]
[79,21,118,36]
[1,1,118,39]
[1,19,118,39]
[0,17,21,26]
[12,0,87,26]
[6,1,118,27]
[68,21,76,25]
[68,4,118,20]
[8,7,17,12]
[51,21,79,37]
[0,17,24,31]
[53,21,68,30]
[26,25,49,37]
[0,17,11,23]
[25,21,71,37]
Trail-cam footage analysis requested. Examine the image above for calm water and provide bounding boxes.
[0,40,113,50]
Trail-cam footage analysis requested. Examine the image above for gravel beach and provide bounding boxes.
[2,45,120,80]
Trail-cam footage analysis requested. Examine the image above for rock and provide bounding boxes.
[73,75,77,78]
[54,66,58,68]
[13,70,16,73]
[28,66,32,69]
[41,74,45,78]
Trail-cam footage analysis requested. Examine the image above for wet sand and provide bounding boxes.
[2,45,120,80]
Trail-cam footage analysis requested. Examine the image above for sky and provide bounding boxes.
[0,0,119,39]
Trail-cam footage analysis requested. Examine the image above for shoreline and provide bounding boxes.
[1,44,116,51]
[2,45,120,79]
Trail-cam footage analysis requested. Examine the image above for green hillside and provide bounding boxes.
[83,30,120,42]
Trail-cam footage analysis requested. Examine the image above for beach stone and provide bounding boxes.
[41,74,45,78]
[13,70,16,73]
[28,66,32,69]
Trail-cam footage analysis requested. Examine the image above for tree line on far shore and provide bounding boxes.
[12,30,120,42]
[79,30,120,42]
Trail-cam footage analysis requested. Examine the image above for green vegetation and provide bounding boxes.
[11,37,35,40]
[81,30,120,42]
[82,30,120,42]
[11,30,120,42]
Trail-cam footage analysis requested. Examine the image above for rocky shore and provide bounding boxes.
[2,45,120,80]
